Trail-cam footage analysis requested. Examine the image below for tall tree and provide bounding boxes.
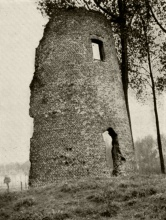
[143,26,165,174]
[129,0,166,173]
[37,0,166,151]
[37,0,145,145]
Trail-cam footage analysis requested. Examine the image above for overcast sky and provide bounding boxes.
[0,0,165,164]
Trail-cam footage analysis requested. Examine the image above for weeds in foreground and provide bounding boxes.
[0,175,166,220]
[10,210,70,220]
[13,196,36,211]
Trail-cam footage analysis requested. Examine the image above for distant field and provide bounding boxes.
[0,175,28,193]
[0,174,166,220]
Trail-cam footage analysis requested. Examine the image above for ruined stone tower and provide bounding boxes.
[29,8,134,186]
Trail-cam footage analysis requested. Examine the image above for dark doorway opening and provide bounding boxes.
[107,127,126,176]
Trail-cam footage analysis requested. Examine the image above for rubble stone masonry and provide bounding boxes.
[29,8,135,186]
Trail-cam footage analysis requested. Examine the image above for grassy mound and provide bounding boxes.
[0,175,166,219]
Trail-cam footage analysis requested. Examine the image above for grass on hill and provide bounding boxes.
[0,174,166,220]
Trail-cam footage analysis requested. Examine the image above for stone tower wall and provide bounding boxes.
[29,8,134,186]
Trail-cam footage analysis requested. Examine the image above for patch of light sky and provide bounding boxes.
[0,0,165,164]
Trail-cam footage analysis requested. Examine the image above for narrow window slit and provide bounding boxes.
[91,39,105,61]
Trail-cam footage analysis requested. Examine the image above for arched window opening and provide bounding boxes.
[106,127,126,176]
[102,131,113,169]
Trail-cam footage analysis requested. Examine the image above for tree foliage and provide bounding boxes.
[135,135,166,174]
[36,1,166,165]
[0,161,30,176]
[37,0,166,108]
[36,0,147,145]
[128,0,166,100]
[135,136,160,173]
[37,0,76,17]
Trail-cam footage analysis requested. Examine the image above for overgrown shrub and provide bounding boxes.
[0,208,10,220]
[10,210,70,220]
[74,206,97,217]
[86,193,105,203]
[14,197,36,211]
[100,202,119,218]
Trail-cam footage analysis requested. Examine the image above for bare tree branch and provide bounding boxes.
[132,64,152,88]
[148,1,166,33]
[82,0,90,10]
[94,0,119,22]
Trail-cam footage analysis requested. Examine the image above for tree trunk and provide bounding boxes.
[145,33,165,174]
[95,0,134,148]
[107,127,126,176]
[6,183,9,192]
[111,135,126,176]
[118,0,134,148]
